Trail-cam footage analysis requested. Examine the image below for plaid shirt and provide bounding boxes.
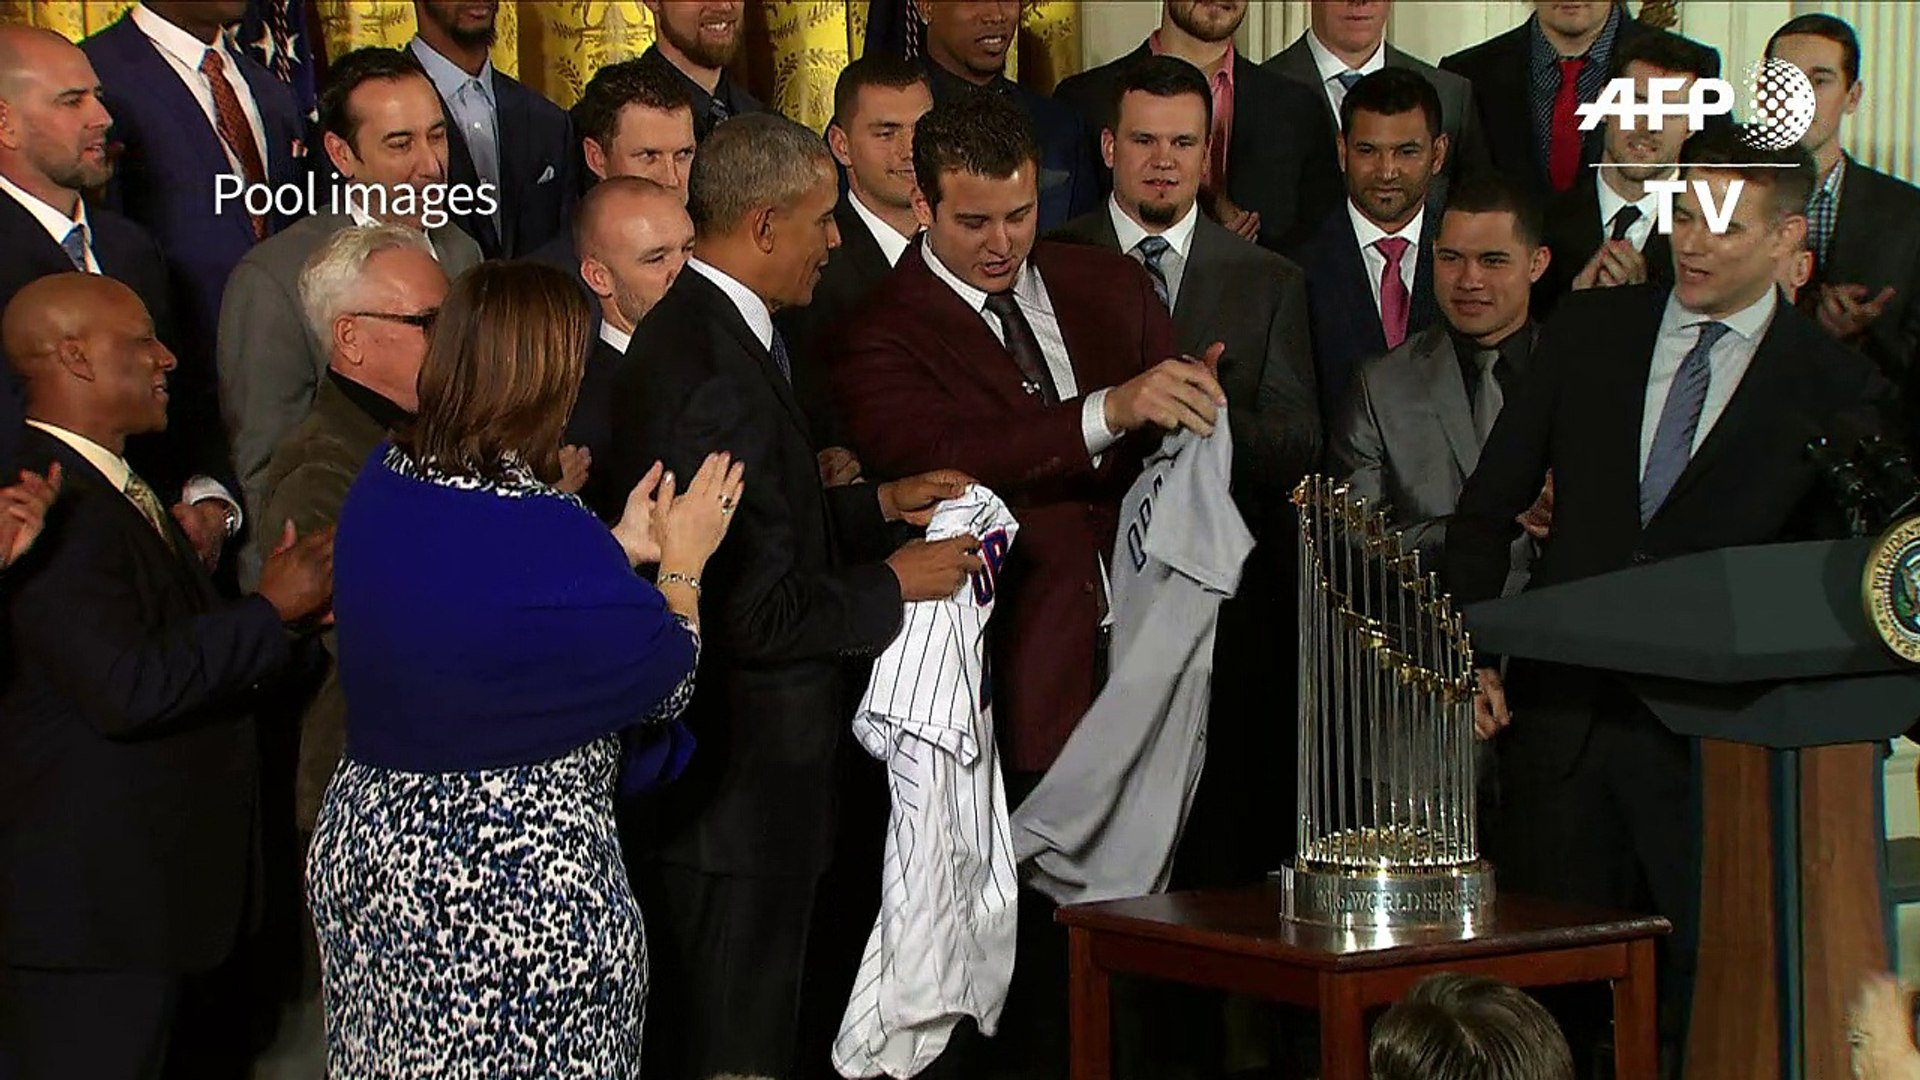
[1808,154,1847,267]
[1529,4,1623,176]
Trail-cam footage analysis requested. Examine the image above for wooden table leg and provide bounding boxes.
[1614,938,1660,1080]
[1068,927,1111,1080]
[1318,974,1369,1080]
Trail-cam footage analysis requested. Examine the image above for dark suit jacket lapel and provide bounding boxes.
[1411,214,1439,329]
[492,75,532,254]
[1478,30,1537,177]
[1657,297,1802,515]
[1332,212,1387,356]
[0,195,72,274]
[833,199,892,291]
[684,272,812,439]
[1175,217,1228,348]
[1829,156,1881,283]
[25,429,213,603]
[1031,244,1133,401]
[1609,288,1673,523]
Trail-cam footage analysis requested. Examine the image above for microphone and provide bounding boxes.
[1806,435,1875,537]
[1857,434,1920,524]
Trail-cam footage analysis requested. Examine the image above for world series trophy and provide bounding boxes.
[1280,477,1495,930]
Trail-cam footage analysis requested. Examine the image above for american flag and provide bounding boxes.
[239,0,320,124]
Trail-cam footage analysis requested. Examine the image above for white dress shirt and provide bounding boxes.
[1596,173,1665,253]
[0,171,98,273]
[1107,195,1200,307]
[1638,287,1778,476]
[410,37,502,237]
[599,320,632,355]
[920,244,1118,459]
[1350,201,1424,322]
[687,258,774,352]
[848,191,916,268]
[131,4,269,177]
[1306,31,1387,127]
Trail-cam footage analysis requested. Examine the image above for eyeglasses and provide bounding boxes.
[351,309,438,332]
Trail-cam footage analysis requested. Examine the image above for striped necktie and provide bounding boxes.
[1134,235,1171,309]
[60,223,88,271]
[1639,321,1731,524]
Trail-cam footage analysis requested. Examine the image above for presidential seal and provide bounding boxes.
[1863,516,1920,664]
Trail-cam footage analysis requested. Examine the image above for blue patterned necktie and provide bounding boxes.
[1335,71,1364,92]
[1134,235,1172,309]
[769,327,792,383]
[1639,321,1732,525]
[60,223,88,271]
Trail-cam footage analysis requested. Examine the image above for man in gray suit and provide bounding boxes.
[1332,173,1549,597]
[218,48,482,581]
[1266,0,1488,191]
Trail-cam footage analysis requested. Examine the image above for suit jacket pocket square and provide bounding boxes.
[537,165,556,184]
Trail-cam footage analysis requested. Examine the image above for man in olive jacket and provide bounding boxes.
[256,225,447,831]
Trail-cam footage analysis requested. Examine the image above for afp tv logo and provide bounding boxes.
[1574,59,1819,233]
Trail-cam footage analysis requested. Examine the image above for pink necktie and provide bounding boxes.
[1375,236,1412,349]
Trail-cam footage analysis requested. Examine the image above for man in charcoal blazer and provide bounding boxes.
[1265,1,1488,194]
[1052,2,1341,254]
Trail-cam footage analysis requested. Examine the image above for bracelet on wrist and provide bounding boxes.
[658,571,701,595]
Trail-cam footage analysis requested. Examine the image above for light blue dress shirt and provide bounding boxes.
[410,37,500,238]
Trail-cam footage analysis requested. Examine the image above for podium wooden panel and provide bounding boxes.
[1686,740,1888,1080]
[1058,885,1668,1080]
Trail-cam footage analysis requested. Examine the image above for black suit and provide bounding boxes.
[0,427,297,1079]
[638,45,764,143]
[422,48,577,259]
[0,195,221,496]
[1290,203,1440,423]
[1442,285,1893,1039]
[1820,158,1920,397]
[566,332,628,509]
[1052,42,1342,253]
[601,269,902,1078]
[776,197,898,448]
[926,61,1098,233]
[1536,174,1674,320]
[1440,11,1720,198]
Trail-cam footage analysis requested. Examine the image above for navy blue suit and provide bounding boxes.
[1290,204,1440,424]
[923,62,1097,233]
[434,67,576,259]
[82,16,306,389]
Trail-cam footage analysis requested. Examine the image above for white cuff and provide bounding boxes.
[1080,389,1120,458]
[183,476,243,538]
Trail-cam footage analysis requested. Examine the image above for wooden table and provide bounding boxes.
[1057,884,1670,1080]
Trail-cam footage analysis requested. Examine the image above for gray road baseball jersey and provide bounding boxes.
[1009,418,1254,906]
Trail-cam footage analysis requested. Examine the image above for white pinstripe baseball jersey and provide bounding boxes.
[1010,419,1253,905]
[833,485,1020,1079]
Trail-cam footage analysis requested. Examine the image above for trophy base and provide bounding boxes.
[1279,860,1495,930]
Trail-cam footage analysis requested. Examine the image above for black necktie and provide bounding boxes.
[982,292,1060,405]
[1609,204,1643,242]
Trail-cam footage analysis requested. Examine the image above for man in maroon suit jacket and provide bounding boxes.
[833,87,1227,1077]
[837,89,1226,780]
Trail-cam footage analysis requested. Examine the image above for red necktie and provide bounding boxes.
[1375,236,1411,349]
[201,48,268,240]
[1548,56,1587,193]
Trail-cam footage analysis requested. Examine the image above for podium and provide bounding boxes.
[1463,539,1920,1080]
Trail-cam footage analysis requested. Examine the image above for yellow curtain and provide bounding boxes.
[4,0,1079,130]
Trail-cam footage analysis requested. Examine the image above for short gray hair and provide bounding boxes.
[687,113,833,236]
[298,223,436,342]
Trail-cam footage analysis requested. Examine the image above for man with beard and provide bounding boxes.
[409,0,574,258]
[1055,0,1342,254]
[218,47,483,586]
[1265,1,1488,194]
[915,0,1097,232]
[1534,31,1712,318]
[639,0,762,142]
[571,177,693,495]
[80,2,306,473]
[1441,1,1720,198]
[0,26,243,565]
[1291,67,1446,422]
[778,55,932,449]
